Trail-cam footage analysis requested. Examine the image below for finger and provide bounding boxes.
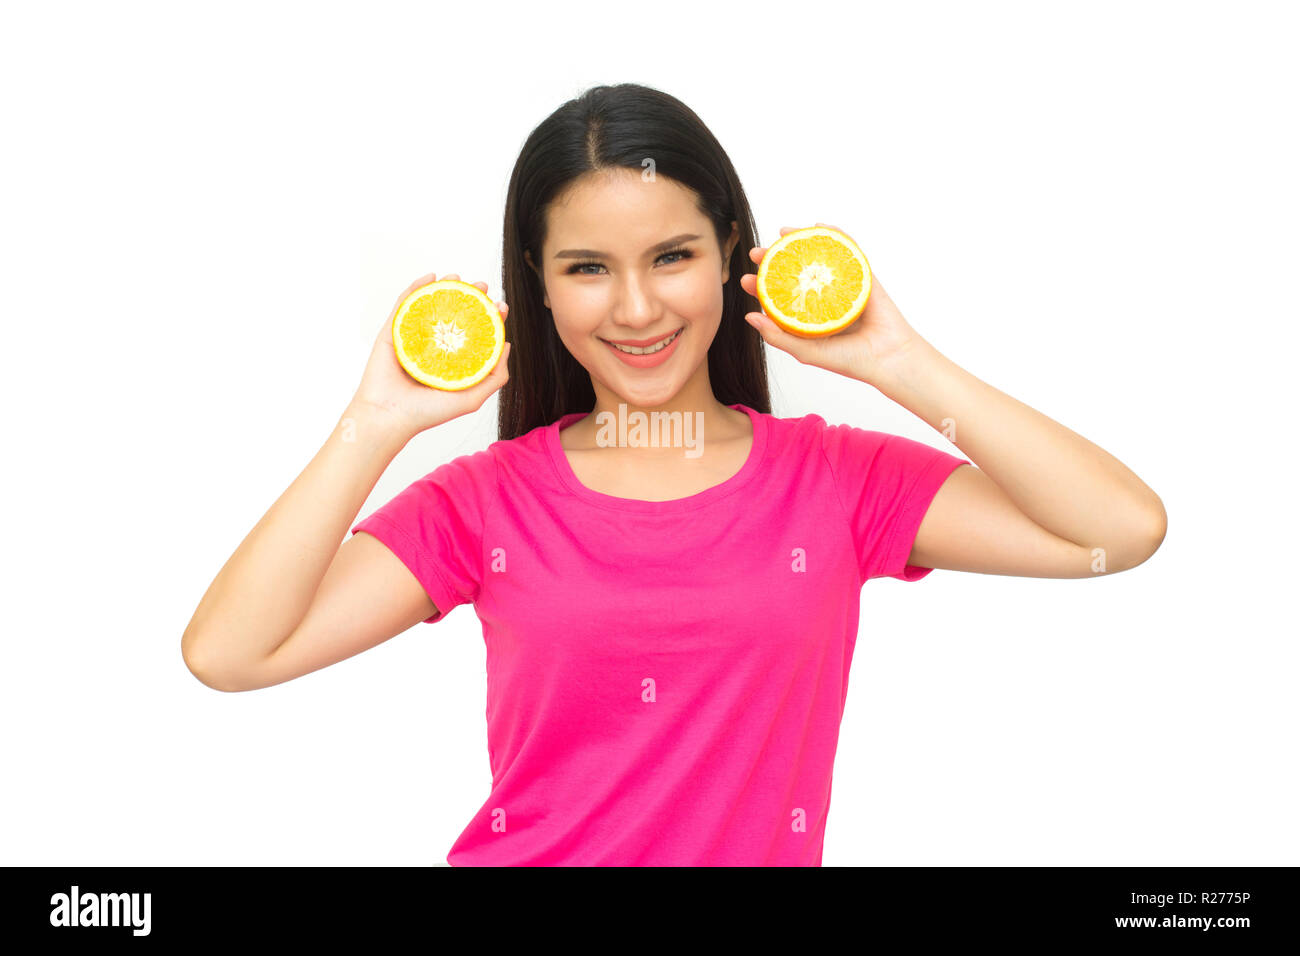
[382,273,438,333]
[460,342,511,398]
[484,342,511,386]
[394,272,437,307]
[443,273,460,281]
[745,310,778,339]
[394,272,434,304]
[745,309,804,356]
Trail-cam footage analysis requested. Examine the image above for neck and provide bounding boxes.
[571,381,742,458]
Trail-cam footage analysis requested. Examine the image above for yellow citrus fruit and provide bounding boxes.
[755,226,871,337]
[391,279,505,391]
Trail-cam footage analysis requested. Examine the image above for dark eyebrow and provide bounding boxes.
[553,233,702,259]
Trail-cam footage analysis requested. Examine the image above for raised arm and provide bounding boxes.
[181,271,511,690]
[740,232,1166,578]
[182,403,421,691]
[868,306,1165,578]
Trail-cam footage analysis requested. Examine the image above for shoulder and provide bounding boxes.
[428,422,549,481]
[428,443,499,487]
[461,423,566,499]
[754,409,831,457]
[756,410,901,471]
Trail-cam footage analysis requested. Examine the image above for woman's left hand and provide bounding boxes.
[741,223,924,386]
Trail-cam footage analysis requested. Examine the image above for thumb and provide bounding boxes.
[745,311,811,361]
[486,341,512,388]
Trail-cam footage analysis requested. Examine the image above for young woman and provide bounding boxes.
[182,83,1167,866]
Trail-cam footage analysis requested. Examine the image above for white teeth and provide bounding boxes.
[608,328,681,355]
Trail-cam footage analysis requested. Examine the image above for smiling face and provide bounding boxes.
[527,167,739,411]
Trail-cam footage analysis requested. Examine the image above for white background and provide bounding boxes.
[2,0,1296,866]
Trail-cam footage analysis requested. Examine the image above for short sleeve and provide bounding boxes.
[820,421,970,584]
[350,447,499,624]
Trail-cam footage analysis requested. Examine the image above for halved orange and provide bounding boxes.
[755,226,872,337]
[392,279,505,390]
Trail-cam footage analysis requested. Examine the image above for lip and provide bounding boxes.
[600,328,682,348]
[601,326,684,368]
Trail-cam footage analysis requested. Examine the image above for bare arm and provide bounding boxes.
[180,403,414,690]
[741,231,1166,576]
[877,329,1166,575]
[181,270,511,691]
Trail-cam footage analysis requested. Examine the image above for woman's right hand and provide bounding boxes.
[348,272,511,438]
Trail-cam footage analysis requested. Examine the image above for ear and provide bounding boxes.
[720,220,740,284]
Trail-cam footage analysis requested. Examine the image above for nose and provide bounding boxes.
[609,273,662,330]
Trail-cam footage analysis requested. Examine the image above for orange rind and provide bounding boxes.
[391,279,505,390]
[755,226,871,337]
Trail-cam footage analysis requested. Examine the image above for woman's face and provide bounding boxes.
[528,168,739,410]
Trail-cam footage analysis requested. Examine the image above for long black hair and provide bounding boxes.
[496,82,771,441]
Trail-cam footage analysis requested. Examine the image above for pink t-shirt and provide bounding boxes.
[350,403,969,866]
